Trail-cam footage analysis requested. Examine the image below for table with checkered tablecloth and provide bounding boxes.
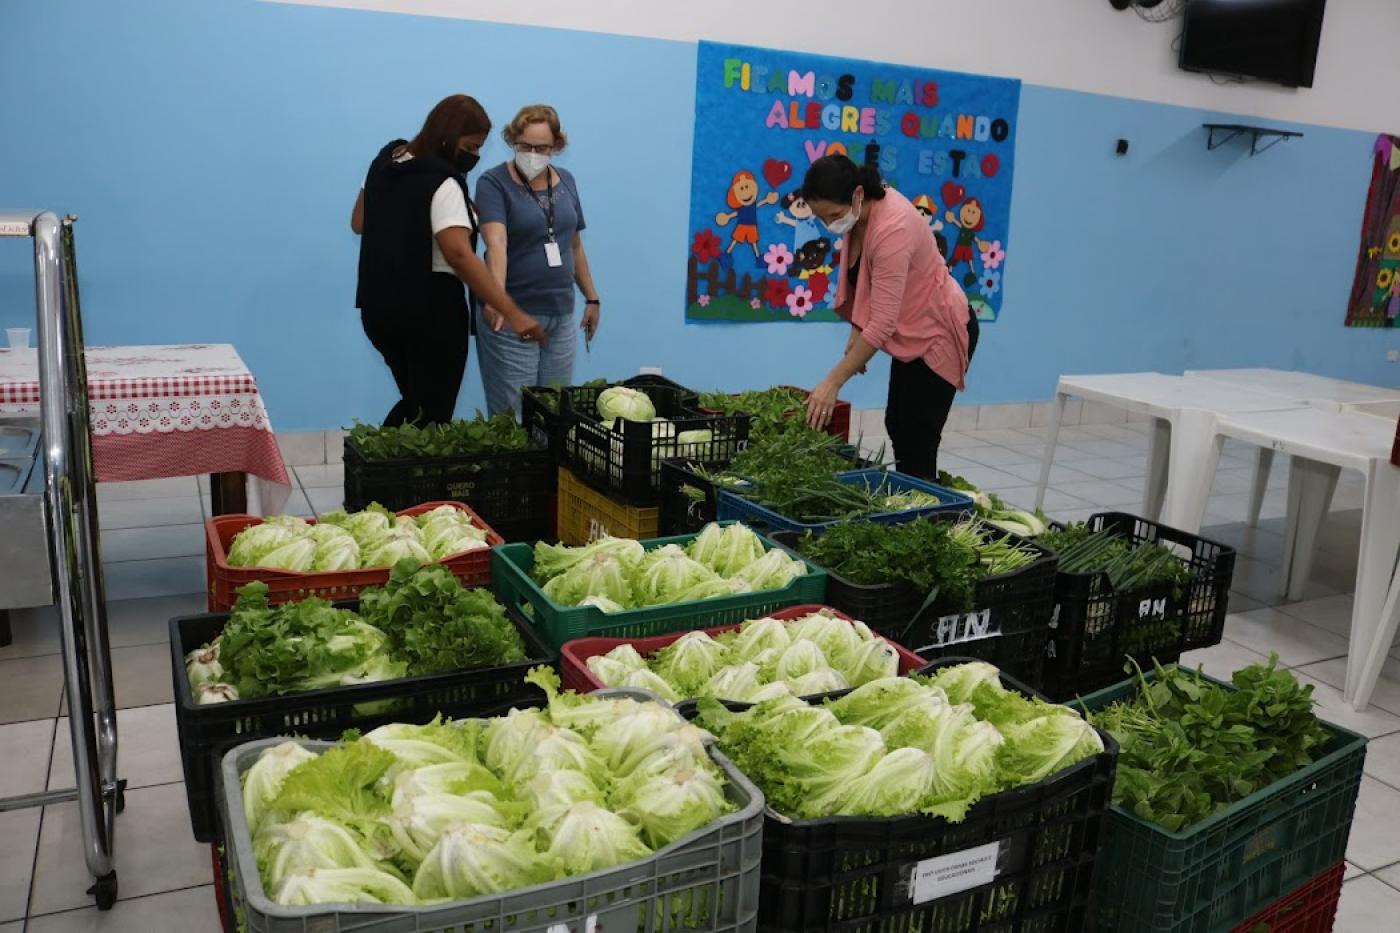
[0,343,290,514]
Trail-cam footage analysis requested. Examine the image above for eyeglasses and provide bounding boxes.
[514,142,554,155]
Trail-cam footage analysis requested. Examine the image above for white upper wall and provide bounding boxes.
[271,0,1399,133]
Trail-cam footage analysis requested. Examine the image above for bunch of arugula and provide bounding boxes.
[1088,657,1329,831]
[347,411,531,460]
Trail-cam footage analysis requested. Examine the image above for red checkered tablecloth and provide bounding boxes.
[0,344,291,513]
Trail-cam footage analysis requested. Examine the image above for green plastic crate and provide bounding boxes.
[492,528,827,649]
[1072,671,1367,933]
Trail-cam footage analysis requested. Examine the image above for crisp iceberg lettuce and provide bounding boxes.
[727,617,791,662]
[361,531,431,569]
[534,801,652,875]
[633,545,718,606]
[383,791,513,864]
[833,747,936,817]
[255,812,381,880]
[242,741,318,834]
[273,866,416,906]
[412,823,550,900]
[686,523,766,578]
[533,536,646,581]
[227,523,300,567]
[653,631,729,694]
[596,386,657,423]
[613,767,731,848]
[542,552,635,608]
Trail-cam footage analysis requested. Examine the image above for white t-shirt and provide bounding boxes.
[362,149,473,274]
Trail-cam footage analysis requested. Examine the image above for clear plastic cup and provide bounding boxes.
[5,328,30,349]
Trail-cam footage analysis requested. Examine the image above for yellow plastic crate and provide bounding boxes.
[556,467,659,545]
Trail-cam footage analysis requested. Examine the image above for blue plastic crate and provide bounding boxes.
[716,468,973,535]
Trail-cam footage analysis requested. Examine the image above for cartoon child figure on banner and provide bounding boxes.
[716,170,779,267]
[776,191,822,255]
[945,195,990,287]
[912,194,949,261]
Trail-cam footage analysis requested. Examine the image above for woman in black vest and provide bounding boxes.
[352,94,545,426]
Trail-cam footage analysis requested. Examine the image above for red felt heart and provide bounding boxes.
[763,158,792,189]
[941,182,966,208]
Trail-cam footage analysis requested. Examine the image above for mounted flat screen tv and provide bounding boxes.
[1179,0,1327,88]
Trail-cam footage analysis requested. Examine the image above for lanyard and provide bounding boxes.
[520,169,555,242]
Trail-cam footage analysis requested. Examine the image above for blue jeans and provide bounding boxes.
[475,310,578,417]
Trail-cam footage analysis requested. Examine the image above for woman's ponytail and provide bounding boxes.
[802,154,887,204]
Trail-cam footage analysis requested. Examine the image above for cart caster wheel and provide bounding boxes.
[114,778,127,814]
[88,872,118,910]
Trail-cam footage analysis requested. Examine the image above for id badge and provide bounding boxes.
[544,241,563,268]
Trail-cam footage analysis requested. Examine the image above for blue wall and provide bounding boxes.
[1,0,1393,431]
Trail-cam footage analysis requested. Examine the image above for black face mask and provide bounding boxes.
[454,150,480,174]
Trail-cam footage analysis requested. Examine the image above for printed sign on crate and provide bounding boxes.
[686,41,1021,324]
[921,608,1001,652]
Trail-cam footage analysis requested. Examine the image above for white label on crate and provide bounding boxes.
[587,518,612,542]
[923,609,999,649]
[1136,597,1168,620]
[1049,602,1061,630]
[909,841,1001,905]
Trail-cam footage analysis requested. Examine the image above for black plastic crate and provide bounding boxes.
[521,385,566,460]
[772,517,1056,689]
[343,440,553,542]
[686,657,1118,933]
[560,383,751,506]
[1040,512,1235,702]
[659,457,725,536]
[522,375,701,464]
[170,600,555,843]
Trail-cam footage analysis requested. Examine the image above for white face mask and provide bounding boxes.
[515,151,552,180]
[824,192,863,235]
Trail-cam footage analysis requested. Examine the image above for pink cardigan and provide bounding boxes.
[834,188,973,390]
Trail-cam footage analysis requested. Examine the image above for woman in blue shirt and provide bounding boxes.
[475,105,601,416]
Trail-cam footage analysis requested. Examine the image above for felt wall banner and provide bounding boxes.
[685,41,1021,324]
[1345,134,1400,328]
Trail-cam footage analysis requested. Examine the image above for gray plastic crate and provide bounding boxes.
[218,689,764,933]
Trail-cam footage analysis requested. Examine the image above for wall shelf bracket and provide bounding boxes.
[1204,123,1303,157]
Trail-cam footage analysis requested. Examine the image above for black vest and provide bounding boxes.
[355,140,473,311]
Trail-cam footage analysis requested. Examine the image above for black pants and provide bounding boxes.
[360,274,470,427]
[884,315,980,479]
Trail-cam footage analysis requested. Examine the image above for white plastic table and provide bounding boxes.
[1184,368,1400,409]
[1035,373,1303,532]
[1184,369,1400,526]
[1208,408,1400,710]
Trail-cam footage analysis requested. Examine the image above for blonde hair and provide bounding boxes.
[502,104,568,152]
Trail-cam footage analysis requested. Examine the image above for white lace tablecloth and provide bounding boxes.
[0,344,291,514]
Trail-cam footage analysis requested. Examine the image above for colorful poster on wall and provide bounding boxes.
[1345,134,1400,328]
[685,41,1020,324]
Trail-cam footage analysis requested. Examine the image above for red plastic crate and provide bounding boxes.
[205,500,502,611]
[1229,862,1344,933]
[559,603,925,695]
[702,385,851,442]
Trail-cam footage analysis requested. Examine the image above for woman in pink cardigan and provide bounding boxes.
[801,156,978,479]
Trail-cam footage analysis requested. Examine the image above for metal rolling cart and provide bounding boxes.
[0,211,123,909]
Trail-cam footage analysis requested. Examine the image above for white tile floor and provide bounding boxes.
[0,421,1395,929]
